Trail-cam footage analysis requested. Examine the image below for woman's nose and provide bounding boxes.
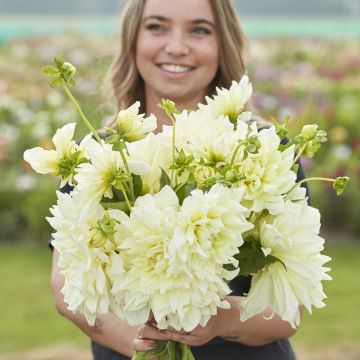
[164,31,190,56]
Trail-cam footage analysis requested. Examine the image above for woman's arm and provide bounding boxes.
[51,249,162,357]
[158,296,300,348]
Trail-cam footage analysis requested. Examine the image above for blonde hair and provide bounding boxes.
[108,0,247,113]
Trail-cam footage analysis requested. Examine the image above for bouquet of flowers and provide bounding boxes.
[24,56,349,360]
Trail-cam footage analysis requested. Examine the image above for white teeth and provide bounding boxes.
[160,64,191,73]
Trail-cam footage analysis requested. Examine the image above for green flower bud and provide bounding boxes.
[301,124,318,141]
[225,169,237,182]
[333,176,349,195]
[89,227,107,247]
[62,62,76,77]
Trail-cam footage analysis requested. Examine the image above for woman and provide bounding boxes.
[51,0,299,358]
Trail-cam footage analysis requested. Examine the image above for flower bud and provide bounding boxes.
[194,165,216,183]
[225,169,237,182]
[301,124,318,141]
[62,62,76,77]
[89,227,106,248]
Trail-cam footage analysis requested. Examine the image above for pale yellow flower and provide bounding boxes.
[240,198,331,328]
[115,102,157,142]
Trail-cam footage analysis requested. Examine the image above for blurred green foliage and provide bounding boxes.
[0,34,359,243]
[248,38,360,236]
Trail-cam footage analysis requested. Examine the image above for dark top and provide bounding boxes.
[53,137,307,360]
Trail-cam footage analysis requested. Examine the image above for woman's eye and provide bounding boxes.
[146,23,165,32]
[192,27,211,35]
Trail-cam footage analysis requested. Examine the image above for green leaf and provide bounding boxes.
[100,201,128,212]
[292,163,299,174]
[178,149,186,163]
[54,54,65,68]
[167,341,177,360]
[278,142,293,152]
[235,237,282,276]
[42,66,58,76]
[132,174,143,198]
[176,182,196,205]
[50,77,62,88]
[160,167,171,189]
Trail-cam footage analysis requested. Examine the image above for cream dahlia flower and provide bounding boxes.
[111,186,247,332]
[48,191,125,325]
[171,184,253,268]
[240,198,331,328]
[201,76,253,123]
[237,126,297,215]
[126,133,173,194]
[75,138,149,201]
[115,101,157,142]
[23,123,83,186]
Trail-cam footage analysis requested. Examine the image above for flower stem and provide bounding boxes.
[117,182,132,212]
[287,177,336,194]
[292,143,307,167]
[230,141,245,166]
[118,144,135,202]
[61,81,102,144]
[165,110,176,186]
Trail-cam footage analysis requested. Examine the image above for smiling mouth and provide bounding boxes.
[158,64,194,74]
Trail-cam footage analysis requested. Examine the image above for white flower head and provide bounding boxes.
[127,133,172,194]
[201,76,253,123]
[23,123,83,186]
[237,126,297,214]
[111,186,179,325]
[48,190,125,325]
[75,138,149,201]
[240,198,331,328]
[172,184,253,268]
[110,185,247,332]
[115,101,157,142]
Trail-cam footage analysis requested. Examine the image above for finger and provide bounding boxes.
[140,323,168,340]
[161,330,192,344]
[133,338,157,352]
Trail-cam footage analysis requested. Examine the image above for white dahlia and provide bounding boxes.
[115,101,157,142]
[171,184,253,268]
[126,133,173,194]
[75,138,149,201]
[237,126,297,215]
[200,76,253,123]
[240,198,331,328]
[23,123,83,186]
[48,190,125,325]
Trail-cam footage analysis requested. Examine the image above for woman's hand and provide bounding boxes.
[133,321,168,353]
[159,315,221,346]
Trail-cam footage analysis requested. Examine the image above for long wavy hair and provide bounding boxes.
[107,0,248,114]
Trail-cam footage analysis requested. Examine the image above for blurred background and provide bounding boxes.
[0,0,359,359]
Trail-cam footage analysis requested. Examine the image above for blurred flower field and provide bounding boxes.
[0,34,359,244]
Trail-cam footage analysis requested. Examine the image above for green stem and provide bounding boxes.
[292,143,307,167]
[166,110,176,186]
[61,82,102,143]
[117,182,132,212]
[118,143,135,202]
[230,141,245,166]
[287,176,336,195]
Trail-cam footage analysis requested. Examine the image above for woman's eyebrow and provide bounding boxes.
[191,19,215,27]
[143,16,215,27]
[143,15,169,22]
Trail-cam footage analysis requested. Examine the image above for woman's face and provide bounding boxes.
[136,0,219,108]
